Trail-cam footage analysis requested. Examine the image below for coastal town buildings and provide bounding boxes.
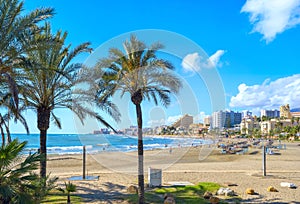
[261,119,292,134]
[280,104,292,119]
[111,104,299,137]
[261,109,280,118]
[172,114,193,129]
[242,110,252,118]
[189,123,207,135]
[240,117,260,134]
[211,110,242,129]
[203,116,211,127]
[291,112,300,118]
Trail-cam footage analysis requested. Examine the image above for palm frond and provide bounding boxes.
[0,139,26,170]
[51,112,61,129]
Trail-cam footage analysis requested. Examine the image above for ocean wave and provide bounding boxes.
[15,133,211,155]
[47,145,92,151]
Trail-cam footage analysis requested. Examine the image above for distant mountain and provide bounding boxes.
[291,108,300,112]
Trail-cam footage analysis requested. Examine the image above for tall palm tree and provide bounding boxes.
[97,35,182,203]
[0,0,54,109]
[20,24,120,178]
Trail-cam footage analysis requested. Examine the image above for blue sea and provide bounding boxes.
[4,134,210,155]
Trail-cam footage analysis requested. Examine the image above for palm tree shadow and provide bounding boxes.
[242,195,300,204]
[74,181,128,203]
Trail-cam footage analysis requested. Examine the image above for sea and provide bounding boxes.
[3,134,211,155]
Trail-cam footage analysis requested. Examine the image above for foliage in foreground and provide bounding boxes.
[0,139,57,203]
[57,181,77,204]
[41,190,82,204]
[126,182,241,204]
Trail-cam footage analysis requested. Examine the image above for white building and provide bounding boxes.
[203,116,211,127]
[211,111,226,129]
[261,119,292,134]
[211,110,242,129]
[240,118,260,134]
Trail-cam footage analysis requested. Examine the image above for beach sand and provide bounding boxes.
[47,140,300,203]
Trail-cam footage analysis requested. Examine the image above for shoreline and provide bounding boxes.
[20,134,214,156]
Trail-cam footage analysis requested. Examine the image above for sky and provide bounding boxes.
[9,0,300,133]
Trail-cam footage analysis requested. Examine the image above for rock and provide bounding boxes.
[127,185,138,194]
[280,182,297,189]
[224,182,238,187]
[164,193,175,204]
[209,196,220,204]
[246,188,255,195]
[217,187,235,196]
[267,186,278,192]
[203,191,213,199]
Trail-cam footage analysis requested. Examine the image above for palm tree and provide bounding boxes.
[0,139,42,203]
[20,24,120,178]
[0,0,54,109]
[58,181,77,204]
[97,35,182,203]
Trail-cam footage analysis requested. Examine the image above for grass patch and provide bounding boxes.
[126,192,163,203]
[126,182,225,204]
[41,190,82,204]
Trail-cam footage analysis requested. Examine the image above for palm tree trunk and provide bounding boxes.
[39,128,47,178]
[4,122,11,143]
[135,103,145,204]
[0,125,5,147]
[67,193,71,204]
[37,107,50,178]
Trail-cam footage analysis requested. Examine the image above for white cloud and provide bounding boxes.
[181,50,226,72]
[181,52,202,72]
[166,115,182,125]
[193,112,208,123]
[207,50,226,68]
[241,0,300,43]
[230,74,300,110]
[147,119,165,127]
[147,115,183,127]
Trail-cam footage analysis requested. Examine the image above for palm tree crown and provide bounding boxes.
[0,0,54,107]
[98,35,181,105]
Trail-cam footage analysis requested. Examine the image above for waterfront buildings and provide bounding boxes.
[242,110,252,118]
[261,109,280,118]
[172,114,193,129]
[211,110,242,129]
[261,119,292,134]
[203,116,211,127]
[240,117,260,134]
[280,104,292,119]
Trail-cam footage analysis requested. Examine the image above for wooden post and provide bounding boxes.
[262,145,266,176]
[83,145,86,179]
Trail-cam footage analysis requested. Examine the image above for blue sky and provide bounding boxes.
[10,0,300,133]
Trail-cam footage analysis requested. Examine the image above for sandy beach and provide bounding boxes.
[48,139,300,203]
